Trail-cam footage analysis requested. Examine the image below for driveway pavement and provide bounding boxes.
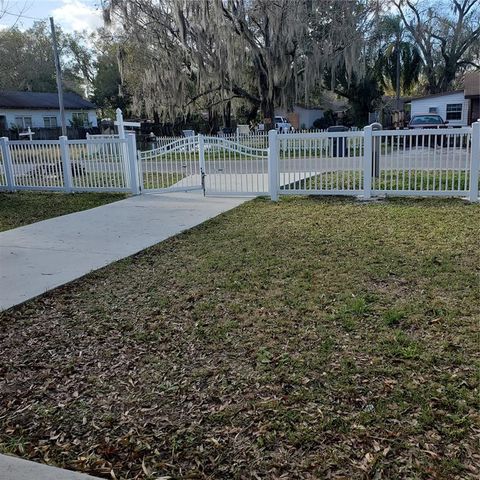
[0,454,101,480]
[0,192,250,311]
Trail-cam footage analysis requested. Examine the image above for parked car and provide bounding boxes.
[407,114,449,147]
[408,114,448,129]
[274,116,293,133]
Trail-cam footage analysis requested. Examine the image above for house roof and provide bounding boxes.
[409,89,464,102]
[0,91,96,110]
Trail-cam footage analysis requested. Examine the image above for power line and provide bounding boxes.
[1,9,44,21]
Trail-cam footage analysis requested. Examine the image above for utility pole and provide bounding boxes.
[395,34,401,112]
[50,17,67,136]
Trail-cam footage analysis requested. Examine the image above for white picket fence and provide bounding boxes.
[1,121,479,201]
[0,134,140,194]
[272,124,479,201]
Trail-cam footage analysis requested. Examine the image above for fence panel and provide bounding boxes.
[140,137,202,192]
[8,140,64,190]
[68,138,130,192]
[277,131,365,194]
[372,128,473,196]
[203,136,269,194]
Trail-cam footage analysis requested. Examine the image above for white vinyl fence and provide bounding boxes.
[269,122,479,201]
[1,119,479,202]
[277,130,365,195]
[371,128,473,196]
[0,134,140,194]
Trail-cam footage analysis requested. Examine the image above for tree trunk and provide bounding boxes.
[223,100,231,128]
[439,60,458,92]
[424,65,439,94]
[395,39,401,110]
[261,97,275,130]
[246,104,258,124]
[207,107,219,134]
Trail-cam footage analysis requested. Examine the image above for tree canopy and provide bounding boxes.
[102,0,373,124]
[1,0,478,126]
[0,21,92,94]
[392,0,480,93]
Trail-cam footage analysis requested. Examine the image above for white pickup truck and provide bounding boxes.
[274,116,293,133]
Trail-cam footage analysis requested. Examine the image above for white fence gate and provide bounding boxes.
[138,135,269,195]
[139,136,203,193]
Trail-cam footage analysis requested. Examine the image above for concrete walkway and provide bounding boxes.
[0,192,250,311]
[0,454,101,480]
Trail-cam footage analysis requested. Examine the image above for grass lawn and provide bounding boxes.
[0,197,479,479]
[0,191,128,232]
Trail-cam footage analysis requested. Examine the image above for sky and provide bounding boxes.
[0,0,103,33]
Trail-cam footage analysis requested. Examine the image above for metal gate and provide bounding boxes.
[139,136,203,193]
[138,135,269,195]
[201,136,268,195]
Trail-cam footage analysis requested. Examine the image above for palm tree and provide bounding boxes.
[376,16,422,110]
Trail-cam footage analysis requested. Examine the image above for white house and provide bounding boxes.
[275,105,324,129]
[0,91,97,131]
[409,90,469,127]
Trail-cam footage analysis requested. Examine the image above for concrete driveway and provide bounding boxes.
[0,454,101,480]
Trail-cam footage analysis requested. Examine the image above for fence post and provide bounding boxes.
[116,108,130,179]
[127,133,140,195]
[116,108,125,140]
[268,129,279,201]
[59,135,72,193]
[198,134,205,171]
[363,125,373,199]
[198,134,206,193]
[470,121,480,202]
[0,137,15,191]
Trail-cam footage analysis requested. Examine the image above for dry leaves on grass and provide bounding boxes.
[1,197,479,479]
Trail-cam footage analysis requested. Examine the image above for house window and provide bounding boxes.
[446,103,463,120]
[43,116,57,128]
[14,116,32,129]
[71,112,89,126]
